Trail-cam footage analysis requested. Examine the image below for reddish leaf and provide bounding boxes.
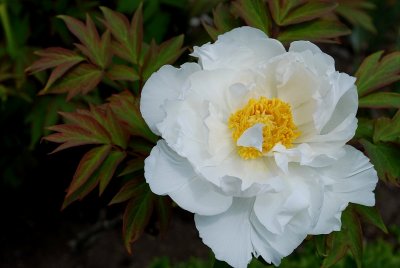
[39,63,103,99]
[280,1,338,26]
[108,91,158,142]
[106,64,139,82]
[89,106,129,149]
[123,184,154,254]
[58,14,110,68]
[118,158,144,177]
[66,144,111,197]
[278,19,351,43]
[45,124,106,153]
[109,179,146,205]
[101,5,143,64]
[59,111,111,143]
[373,111,400,143]
[26,47,84,73]
[142,35,186,80]
[98,150,127,195]
[156,196,172,235]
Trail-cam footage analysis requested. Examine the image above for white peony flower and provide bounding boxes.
[140,27,378,268]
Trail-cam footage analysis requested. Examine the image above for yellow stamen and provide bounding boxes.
[228,97,300,160]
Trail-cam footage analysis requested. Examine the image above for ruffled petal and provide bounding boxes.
[144,140,232,216]
[140,63,201,135]
[310,145,378,234]
[191,26,285,71]
[195,198,254,268]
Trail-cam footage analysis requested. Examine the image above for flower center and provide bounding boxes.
[228,97,300,160]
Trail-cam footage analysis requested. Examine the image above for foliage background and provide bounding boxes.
[0,0,399,267]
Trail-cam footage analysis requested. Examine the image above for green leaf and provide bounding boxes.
[360,139,400,185]
[278,19,351,43]
[280,2,338,26]
[108,91,158,142]
[356,51,400,97]
[342,208,363,268]
[268,0,303,25]
[109,179,146,205]
[39,63,103,100]
[322,231,348,268]
[66,145,111,197]
[355,118,374,139]
[98,150,126,195]
[123,184,154,253]
[232,0,271,35]
[353,204,388,234]
[373,111,400,143]
[359,92,400,109]
[90,106,129,149]
[336,1,376,33]
[142,35,185,80]
[101,5,143,64]
[106,64,139,81]
[58,14,111,69]
[315,235,327,257]
[213,259,232,268]
[156,196,171,235]
[118,158,144,177]
[203,3,238,41]
[26,47,85,73]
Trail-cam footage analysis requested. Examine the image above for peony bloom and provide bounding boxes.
[140,27,378,268]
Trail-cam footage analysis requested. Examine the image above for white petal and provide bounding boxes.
[237,123,264,152]
[191,26,285,71]
[250,211,307,266]
[310,145,378,234]
[140,63,201,135]
[195,198,254,268]
[144,140,232,216]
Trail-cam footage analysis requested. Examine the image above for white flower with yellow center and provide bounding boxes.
[140,27,378,268]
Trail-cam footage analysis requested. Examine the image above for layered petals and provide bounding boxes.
[141,26,378,267]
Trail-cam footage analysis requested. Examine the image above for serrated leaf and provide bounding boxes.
[101,5,143,64]
[342,208,363,268]
[232,0,271,35]
[353,204,388,234]
[373,111,400,143]
[359,92,400,109]
[39,63,103,100]
[360,139,400,185]
[280,2,337,26]
[123,184,154,253]
[26,47,85,73]
[356,51,400,97]
[108,91,158,142]
[118,158,144,177]
[142,35,185,80]
[109,179,146,205]
[45,125,105,153]
[58,14,110,68]
[106,64,139,81]
[89,106,129,149]
[98,150,126,195]
[66,144,111,197]
[278,19,351,43]
[59,111,111,143]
